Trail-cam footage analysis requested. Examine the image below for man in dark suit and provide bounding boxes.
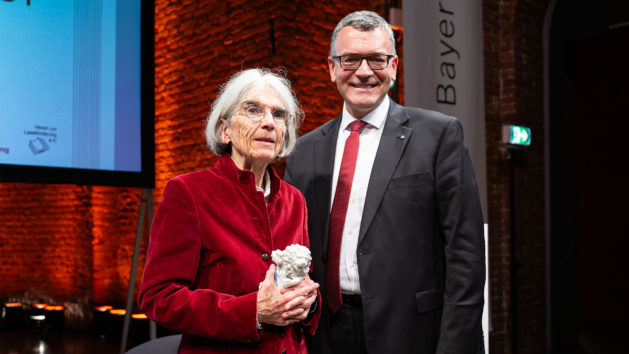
[284,10,485,354]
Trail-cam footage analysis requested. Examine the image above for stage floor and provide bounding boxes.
[0,328,126,354]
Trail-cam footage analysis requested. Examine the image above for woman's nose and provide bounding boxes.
[259,110,276,129]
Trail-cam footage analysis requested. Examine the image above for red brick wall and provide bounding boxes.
[0,183,97,324]
[483,0,549,353]
[90,187,145,305]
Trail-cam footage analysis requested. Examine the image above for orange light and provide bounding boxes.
[32,303,47,309]
[44,305,64,311]
[94,305,113,312]
[391,25,403,32]
[5,303,22,307]
[131,313,148,319]
[110,309,126,315]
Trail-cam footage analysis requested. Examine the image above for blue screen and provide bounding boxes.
[0,0,144,173]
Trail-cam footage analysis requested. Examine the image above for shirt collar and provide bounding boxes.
[340,96,389,131]
[255,170,271,199]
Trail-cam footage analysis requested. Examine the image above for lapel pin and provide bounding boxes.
[399,135,405,140]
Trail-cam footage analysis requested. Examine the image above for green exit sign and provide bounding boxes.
[503,125,531,146]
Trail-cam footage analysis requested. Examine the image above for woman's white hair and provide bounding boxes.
[205,68,304,158]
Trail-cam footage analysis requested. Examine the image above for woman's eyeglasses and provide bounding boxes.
[239,102,288,126]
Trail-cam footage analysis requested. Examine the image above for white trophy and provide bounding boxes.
[271,244,312,288]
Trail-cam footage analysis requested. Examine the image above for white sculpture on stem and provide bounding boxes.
[271,244,312,288]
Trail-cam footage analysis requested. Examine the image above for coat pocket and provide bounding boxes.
[385,172,432,208]
[415,288,444,314]
[387,172,428,190]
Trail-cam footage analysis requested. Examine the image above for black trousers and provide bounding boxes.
[329,295,367,354]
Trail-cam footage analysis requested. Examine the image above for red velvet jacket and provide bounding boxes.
[138,155,321,354]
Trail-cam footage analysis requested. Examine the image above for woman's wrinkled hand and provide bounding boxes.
[256,265,319,326]
[280,274,318,321]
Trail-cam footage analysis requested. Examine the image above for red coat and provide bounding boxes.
[138,155,321,354]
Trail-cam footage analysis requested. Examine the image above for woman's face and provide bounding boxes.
[221,85,287,171]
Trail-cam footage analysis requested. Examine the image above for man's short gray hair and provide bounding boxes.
[330,10,396,56]
[205,68,304,158]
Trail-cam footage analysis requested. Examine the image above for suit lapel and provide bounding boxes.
[359,102,412,243]
[314,117,341,257]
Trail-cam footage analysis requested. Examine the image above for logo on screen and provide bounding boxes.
[1,0,31,6]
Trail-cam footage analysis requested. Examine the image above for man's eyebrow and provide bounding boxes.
[336,52,388,57]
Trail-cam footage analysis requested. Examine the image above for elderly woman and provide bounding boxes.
[138,68,321,353]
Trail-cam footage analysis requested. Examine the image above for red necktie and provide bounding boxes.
[326,120,368,313]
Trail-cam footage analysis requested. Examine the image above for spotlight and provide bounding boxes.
[2,302,24,330]
[29,303,48,333]
[43,305,64,335]
[106,309,126,341]
[93,305,112,337]
[130,313,150,343]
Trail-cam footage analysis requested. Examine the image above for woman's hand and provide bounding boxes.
[256,265,319,326]
[280,274,318,322]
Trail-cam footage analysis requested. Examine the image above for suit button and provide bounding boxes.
[281,350,287,354]
[262,253,269,261]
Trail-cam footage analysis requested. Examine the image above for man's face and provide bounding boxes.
[328,26,398,118]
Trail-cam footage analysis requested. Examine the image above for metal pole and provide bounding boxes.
[120,188,151,354]
[147,190,156,340]
[509,150,518,354]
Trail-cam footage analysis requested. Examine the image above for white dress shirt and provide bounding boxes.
[330,97,389,294]
[255,170,271,203]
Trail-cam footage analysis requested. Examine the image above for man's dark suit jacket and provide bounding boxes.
[284,101,485,354]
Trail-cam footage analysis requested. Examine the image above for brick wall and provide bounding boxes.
[483,0,549,353]
[0,183,97,325]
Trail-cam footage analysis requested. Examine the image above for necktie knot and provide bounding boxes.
[348,120,368,133]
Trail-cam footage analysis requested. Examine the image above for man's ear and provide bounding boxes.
[328,56,337,83]
[390,55,399,81]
